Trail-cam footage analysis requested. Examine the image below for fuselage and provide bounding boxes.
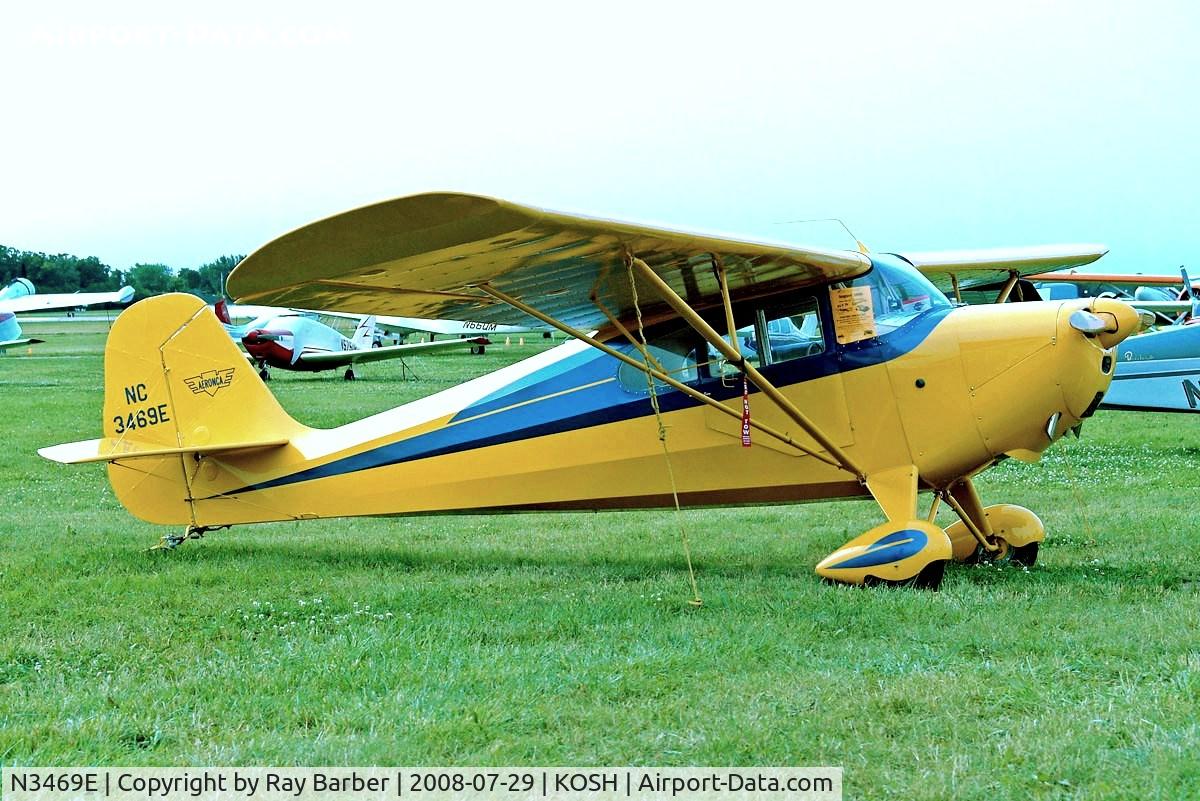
[1101,323,1200,412]
[243,315,359,371]
[109,256,1139,527]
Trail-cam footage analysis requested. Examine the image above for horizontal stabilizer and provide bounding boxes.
[38,436,290,465]
[0,337,44,350]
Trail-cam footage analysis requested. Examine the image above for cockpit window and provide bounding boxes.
[709,298,824,381]
[760,302,824,362]
[848,257,951,336]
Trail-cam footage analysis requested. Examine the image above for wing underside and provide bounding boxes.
[227,193,873,331]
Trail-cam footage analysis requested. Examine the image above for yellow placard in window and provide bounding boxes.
[830,286,876,345]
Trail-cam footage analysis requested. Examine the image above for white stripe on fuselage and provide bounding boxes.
[295,339,592,457]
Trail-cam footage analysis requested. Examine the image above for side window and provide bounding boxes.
[617,332,700,393]
[707,299,823,382]
[760,299,824,364]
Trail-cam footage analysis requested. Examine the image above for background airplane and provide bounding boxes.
[1027,269,1198,324]
[1100,323,1200,413]
[0,278,134,351]
[215,300,491,380]
[312,309,548,349]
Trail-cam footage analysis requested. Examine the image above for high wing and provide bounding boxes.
[1,285,135,314]
[900,245,1109,294]
[295,336,489,368]
[317,309,543,338]
[227,193,872,330]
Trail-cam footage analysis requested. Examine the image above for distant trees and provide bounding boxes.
[0,246,245,301]
[126,264,175,298]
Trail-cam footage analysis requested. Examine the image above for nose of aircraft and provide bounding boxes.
[1052,297,1142,425]
[1071,297,1144,349]
[242,328,290,358]
[243,328,281,346]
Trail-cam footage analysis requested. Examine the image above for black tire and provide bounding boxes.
[972,540,1039,567]
[861,559,946,591]
[258,369,270,381]
[1009,541,1039,567]
[909,559,946,590]
[344,369,356,381]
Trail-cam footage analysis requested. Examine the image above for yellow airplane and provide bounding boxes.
[39,194,1144,589]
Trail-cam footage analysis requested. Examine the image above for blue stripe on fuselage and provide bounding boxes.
[228,305,953,495]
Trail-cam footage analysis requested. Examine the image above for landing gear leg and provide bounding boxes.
[815,464,952,590]
[942,478,1045,566]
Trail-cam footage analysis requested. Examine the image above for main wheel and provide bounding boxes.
[258,368,270,381]
[973,539,1039,567]
[1009,541,1039,567]
[344,368,356,381]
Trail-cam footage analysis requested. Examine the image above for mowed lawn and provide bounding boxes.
[1,317,1197,800]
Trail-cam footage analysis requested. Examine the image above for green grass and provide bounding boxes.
[2,322,1198,800]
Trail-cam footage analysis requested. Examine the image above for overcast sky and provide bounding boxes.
[3,1,1197,275]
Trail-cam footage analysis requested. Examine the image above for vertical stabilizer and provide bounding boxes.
[39,293,311,526]
[351,315,377,350]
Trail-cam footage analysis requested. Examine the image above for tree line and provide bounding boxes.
[0,247,245,302]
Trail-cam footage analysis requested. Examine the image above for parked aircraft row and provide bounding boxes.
[213,300,494,381]
[42,191,1154,591]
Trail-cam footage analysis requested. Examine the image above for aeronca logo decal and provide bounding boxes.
[183,368,236,397]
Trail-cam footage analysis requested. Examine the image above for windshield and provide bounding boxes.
[850,255,951,336]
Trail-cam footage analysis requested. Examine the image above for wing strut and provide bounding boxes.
[949,273,963,305]
[994,271,1019,304]
[626,256,867,482]
[475,285,851,472]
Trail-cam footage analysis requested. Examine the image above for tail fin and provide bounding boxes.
[214,298,232,324]
[39,293,310,525]
[351,315,377,349]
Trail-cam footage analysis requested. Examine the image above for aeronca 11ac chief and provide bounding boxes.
[40,193,1145,590]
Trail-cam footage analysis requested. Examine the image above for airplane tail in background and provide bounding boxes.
[39,293,311,527]
[0,310,44,350]
[351,315,377,349]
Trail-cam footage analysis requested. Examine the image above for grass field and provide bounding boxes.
[1,317,1198,800]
